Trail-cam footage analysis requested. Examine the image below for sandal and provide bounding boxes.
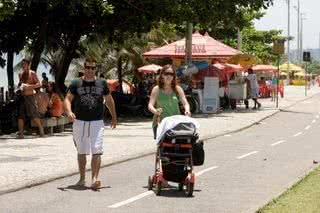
[91,180,101,190]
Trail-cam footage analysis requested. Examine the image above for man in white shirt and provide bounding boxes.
[246,68,261,109]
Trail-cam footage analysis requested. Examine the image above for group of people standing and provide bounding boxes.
[16,59,63,139]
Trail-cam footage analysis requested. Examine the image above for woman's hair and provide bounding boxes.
[157,64,177,92]
[48,81,57,93]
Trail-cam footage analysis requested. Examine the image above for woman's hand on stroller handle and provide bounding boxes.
[184,110,191,116]
[156,108,163,116]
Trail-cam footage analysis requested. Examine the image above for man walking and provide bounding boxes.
[17,59,44,138]
[246,68,261,109]
[64,58,117,189]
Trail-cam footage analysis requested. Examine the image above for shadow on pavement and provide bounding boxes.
[280,109,313,115]
[57,185,111,192]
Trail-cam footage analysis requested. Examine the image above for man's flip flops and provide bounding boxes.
[91,180,101,190]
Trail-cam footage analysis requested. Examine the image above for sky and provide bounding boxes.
[254,0,320,50]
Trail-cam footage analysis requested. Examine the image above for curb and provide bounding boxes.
[1,92,319,196]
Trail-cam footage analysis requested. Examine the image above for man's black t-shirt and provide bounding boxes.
[68,78,110,121]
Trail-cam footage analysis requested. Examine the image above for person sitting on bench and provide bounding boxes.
[47,81,63,117]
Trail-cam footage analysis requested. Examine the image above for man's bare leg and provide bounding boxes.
[17,118,24,138]
[33,117,44,136]
[76,154,86,186]
[91,154,101,189]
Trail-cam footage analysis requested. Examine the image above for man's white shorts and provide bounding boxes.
[73,119,104,155]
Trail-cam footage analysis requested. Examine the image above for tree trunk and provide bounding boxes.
[31,16,48,72]
[117,55,123,93]
[6,50,14,97]
[55,34,81,95]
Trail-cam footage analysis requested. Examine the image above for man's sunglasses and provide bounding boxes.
[163,72,174,76]
[85,65,96,70]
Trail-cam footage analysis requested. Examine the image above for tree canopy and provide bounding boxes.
[0,0,274,92]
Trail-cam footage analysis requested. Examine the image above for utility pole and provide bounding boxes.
[295,0,300,62]
[185,22,193,65]
[300,14,306,64]
[319,32,320,59]
[287,0,291,82]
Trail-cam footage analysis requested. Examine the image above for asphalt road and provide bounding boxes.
[1,95,320,213]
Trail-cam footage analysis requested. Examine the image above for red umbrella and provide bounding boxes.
[212,63,242,73]
[252,65,277,72]
[137,64,162,74]
[143,32,241,59]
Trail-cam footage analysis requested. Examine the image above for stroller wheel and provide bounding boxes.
[155,181,162,196]
[148,176,153,190]
[185,181,194,197]
[178,183,184,191]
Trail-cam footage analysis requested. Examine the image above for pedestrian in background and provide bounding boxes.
[41,72,49,91]
[271,73,278,101]
[246,68,261,109]
[64,58,117,189]
[17,59,44,138]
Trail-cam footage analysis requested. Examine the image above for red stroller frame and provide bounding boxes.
[148,124,198,197]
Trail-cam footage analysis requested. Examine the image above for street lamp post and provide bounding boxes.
[300,14,306,64]
[286,0,291,84]
[293,0,300,62]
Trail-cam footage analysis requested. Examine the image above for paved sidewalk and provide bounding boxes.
[0,85,319,195]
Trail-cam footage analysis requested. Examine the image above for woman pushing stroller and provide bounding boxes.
[148,64,191,139]
[148,64,199,196]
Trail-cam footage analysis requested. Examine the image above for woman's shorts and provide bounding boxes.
[73,119,104,155]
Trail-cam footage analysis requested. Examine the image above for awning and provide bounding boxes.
[143,32,241,59]
[252,65,277,72]
[137,64,162,74]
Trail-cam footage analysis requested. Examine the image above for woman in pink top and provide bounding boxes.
[47,82,63,117]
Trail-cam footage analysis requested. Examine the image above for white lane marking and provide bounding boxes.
[108,191,153,208]
[224,134,232,137]
[303,101,312,104]
[108,166,218,209]
[294,132,302,137]
[312,120,316,123]
[271,140,286,147]
[305,125,311,130]
[195,166,218,177]
[237,151,258,159]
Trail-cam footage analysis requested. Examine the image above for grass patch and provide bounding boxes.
[258,166,320,213]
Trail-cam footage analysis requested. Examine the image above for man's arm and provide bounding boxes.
[63,92,76,122]
[23,72,41,89]
[105,94,117,129]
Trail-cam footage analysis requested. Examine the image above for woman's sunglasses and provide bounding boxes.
[85,65,96,70]
[163,72,174,76]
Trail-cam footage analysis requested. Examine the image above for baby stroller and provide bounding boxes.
[148,115,201,197]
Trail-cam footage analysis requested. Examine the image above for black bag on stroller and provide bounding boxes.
[192,141,205,166]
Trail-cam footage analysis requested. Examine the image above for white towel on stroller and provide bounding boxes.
[156,115,200,144]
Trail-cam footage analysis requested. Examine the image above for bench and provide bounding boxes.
[31,116,70,135]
